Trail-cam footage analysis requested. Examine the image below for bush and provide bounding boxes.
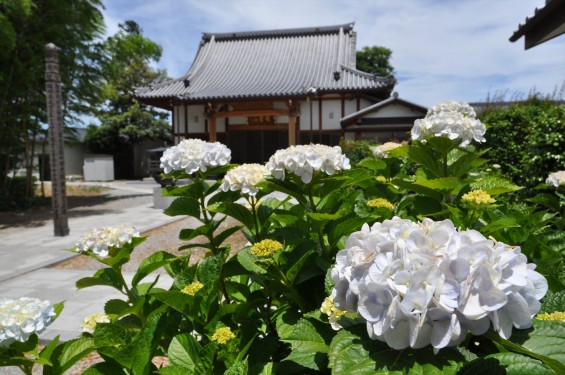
[478,99,565,191]
[0,176,35,211]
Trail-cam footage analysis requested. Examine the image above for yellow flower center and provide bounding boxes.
[250,239,283,257]
[536,311,565,322]
[211,327,235,344]
[320,297,346,318]
[181,281,204,296]
[366,198,394,210]
[461,190,495,205]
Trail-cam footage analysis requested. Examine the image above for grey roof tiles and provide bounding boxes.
[135,23,393,105]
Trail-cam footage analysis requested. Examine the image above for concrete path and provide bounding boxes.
[0,180,178,343]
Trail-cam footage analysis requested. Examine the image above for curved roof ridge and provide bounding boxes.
[202,22,355,41]
[340,64,392,82]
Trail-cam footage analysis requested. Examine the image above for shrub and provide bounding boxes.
[478,98,565,191]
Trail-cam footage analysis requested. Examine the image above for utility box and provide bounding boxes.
[83,154,114,181]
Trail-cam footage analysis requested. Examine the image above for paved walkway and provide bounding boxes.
[0,180,179,342]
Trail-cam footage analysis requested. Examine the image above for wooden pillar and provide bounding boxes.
[45,43,69,236]
[288,113,296,146]
[209,115,217,142]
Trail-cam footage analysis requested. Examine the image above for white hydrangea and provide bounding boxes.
[412,101,486,147]
[374,142,403,158]
[0,297,56,347]
[82,312,110,334]
[160,139,231,175]
[266,144,351,183]
[75,225,140,257]
[220,163,269,197]
[330,217,547,351]
[426,100,477,118]
[546,170,565,187]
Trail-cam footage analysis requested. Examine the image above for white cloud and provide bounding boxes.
[102,0,564,107]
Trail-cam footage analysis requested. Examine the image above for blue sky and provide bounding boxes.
[102,0,564,108]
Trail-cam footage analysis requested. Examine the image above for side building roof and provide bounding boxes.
[135,23,394,109]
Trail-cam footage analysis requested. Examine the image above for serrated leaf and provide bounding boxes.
[471,176,522,195]
[357,157,387,171]
[76,268,124,291]
[480,217,521,235]
[132,305,167,375]
[82,361,128,374]
[207,202,254,229]
[225,360,249,375]
[44,337,96,375]
[485,322,565,374]
[413,177,460,192]
[104,299,131,316]
[406,144,443,178]
[285,250,315,283]
[168,333,201,370]
[132,251,177,286]
[237,249,268,275]
[280,318,331,371]
[540,290,565,313]
[150,290,193,314]
[328,326,464,375]
[164,197,201,217]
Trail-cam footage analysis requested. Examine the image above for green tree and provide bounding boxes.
[85,20,170,179]
[0,0,105,203]
[356,45,395,81]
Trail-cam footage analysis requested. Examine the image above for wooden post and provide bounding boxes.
[45,43,69,236]
[209,115,217,142]
[288,100,299,146]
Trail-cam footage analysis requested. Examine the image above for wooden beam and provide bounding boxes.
[227,124,289,131]
[214,109,290,118]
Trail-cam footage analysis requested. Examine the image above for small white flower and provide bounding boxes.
[0,297,55,347]
[220,164,269,196]
[75,225,139,257]
[266,144,350,183]
[546,170,565,187]
[160,139,231,175]
[374,142,403,158]
[82,313,110,334]
[412,101,486,147]
[330,217,547,350]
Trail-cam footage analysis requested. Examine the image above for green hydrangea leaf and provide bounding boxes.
[470,176,522,195]
[328,325,465,375]
[279,317,332,371]
[540,291,565,313]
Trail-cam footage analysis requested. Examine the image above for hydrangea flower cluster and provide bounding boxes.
[412,101,486,147]
[366,198,395,210]
[220,163,269,197]
[546,170,565,187]
[75,225,139,257]
[211,327,235,344]
[250,239,283,257]
[321,296,346,330]
[461,190,496,205]
[374,142,403,158]
[160,139,231,175]
[0,297,55,347]
[266,144,350,183]
[181,281,204,296]
[82,313,110,334]
[330,217,548,351]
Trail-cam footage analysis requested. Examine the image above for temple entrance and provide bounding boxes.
[220,130,288,163]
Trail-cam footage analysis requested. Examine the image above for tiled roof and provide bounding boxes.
[509,0,565,49]
[135,23,394,106]
[341,92,427,127]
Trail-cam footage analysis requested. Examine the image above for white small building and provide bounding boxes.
[136,23,426,162]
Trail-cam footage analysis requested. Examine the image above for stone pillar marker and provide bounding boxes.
[45,43,69,236]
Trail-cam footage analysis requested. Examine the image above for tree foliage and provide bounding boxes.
[356,45,395,80]
[0,0,105,201]
[84,20,170,179]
